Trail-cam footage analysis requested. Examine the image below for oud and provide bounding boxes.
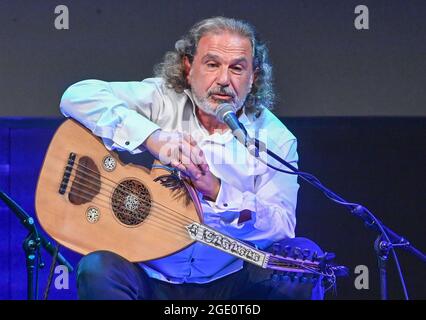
[36,119,343,280]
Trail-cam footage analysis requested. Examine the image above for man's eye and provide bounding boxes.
[207,63,218,68]
[231,66,243,73]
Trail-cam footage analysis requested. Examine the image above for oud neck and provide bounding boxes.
[186,222,268,268]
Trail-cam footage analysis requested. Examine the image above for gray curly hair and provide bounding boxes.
[154,16,275,115]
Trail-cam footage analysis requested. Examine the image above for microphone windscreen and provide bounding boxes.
[215,103,236,123]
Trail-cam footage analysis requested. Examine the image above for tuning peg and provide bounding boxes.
[271,273,280,282]
[282,245,292,257]
[272,243,281,255]
[292,274,299,282]
[281,274,290,282]
[325,252,336,261]
[302,249,311,260]
[318,252,336,262]
[292,247,302,259]
[331,265,350,277]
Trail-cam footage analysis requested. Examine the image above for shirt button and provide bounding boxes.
[190,258,195,263]
[223,203,228,207]
[125,141,130,146]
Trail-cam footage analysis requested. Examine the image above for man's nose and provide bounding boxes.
[216,66,230,86]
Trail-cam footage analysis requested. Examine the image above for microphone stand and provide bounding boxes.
[239,125,425,299]
[0,190,74,300]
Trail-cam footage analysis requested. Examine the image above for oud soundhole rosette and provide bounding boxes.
[111,179,151,226]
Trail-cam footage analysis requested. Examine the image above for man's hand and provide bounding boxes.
[143,130,220,201]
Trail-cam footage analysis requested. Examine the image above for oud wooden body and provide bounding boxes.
[35,119,202,262]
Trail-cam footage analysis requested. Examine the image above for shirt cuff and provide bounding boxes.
[112,111,160,153]
[211,179,243,211]
[209,179,256,212]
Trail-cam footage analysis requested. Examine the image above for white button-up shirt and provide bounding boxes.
[60,77,299,284]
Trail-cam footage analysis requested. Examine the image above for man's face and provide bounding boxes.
[186,31,255,116]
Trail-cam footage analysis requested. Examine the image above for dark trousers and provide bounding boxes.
[77,237,325,300]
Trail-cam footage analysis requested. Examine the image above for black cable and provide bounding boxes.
[255,141,410,299]
[43,244,59,300]
[33,226,40,300]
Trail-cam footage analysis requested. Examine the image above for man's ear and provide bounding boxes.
[249,70,257,92]
[251,68,259,88]
[183,56,192,84]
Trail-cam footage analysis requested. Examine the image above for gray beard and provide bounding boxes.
[191,90,245,117]
[191,91,218,116]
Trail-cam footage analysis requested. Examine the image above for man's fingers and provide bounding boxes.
[199,163,209,174]
[170,159,186,173]
[179,141,205,167]
[182,135,208,168]
[183,133,197,146]
[176,153,203,180]
[193,147,208,170]
[164,133,208,179]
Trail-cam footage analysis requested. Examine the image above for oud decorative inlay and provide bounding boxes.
[111,179,151,226]
[86,206,100,223]
[102,155,116,172]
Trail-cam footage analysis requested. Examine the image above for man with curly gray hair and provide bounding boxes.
[154,16,274,116]
[60,16,325,300]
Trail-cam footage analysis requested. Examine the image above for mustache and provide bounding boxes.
[208,87,236,98]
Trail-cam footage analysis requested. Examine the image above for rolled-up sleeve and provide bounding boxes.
[60,78,163,154]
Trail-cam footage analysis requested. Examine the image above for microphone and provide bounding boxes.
[215,103,247,146]
[215,103,257,155]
